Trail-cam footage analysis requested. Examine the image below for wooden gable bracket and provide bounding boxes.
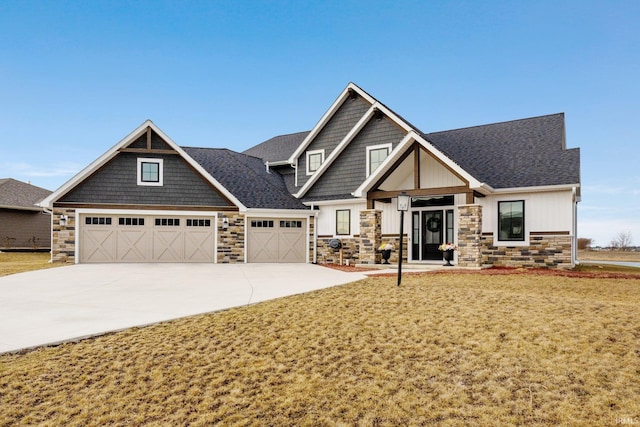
[366,142,474,208]
[118,126,179,155]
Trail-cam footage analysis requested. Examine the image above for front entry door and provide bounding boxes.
[411,210,444,261]
[422,211,443,260]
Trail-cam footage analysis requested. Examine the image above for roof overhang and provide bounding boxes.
[38,120,246,210]
[0,204,44,212]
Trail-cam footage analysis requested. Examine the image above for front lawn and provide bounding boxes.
[0,252,63,277]
[1,271,639,426]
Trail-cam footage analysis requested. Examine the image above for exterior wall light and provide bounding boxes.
[222,217,229,231]
[60,214,68,227]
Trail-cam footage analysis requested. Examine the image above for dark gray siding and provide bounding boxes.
[0,209,51,249]
[297,95,371,188]
[58,152,232,206]
[304,116,406,200]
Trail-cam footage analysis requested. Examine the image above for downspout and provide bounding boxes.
[572,187,578,267]
[311,204,317,264]
[42,207,54,263]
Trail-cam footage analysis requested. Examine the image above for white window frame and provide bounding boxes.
[366,143,392,177]
[137,158,164,186]
[306,149,325,176]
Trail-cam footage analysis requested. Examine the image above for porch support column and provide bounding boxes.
[457,204,482,268]
[359,209,382,264]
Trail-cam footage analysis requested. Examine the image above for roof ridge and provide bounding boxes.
[426,112,565,135]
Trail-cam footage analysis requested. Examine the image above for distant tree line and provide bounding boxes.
[579,230,635,251]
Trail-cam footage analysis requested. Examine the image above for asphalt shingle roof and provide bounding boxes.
[424,113,580,189]
[242,131,310,163]
[182,148,308,210]
[0,178,52,210]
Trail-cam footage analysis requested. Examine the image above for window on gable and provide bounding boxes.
[306,149,324,175]
[366,144,392,177]
[498,200,525,241]
[336,209,350,235]
[137,158,164,186]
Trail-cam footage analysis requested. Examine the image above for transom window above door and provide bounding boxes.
[306,149,324,175]
[366,143,392,177]
[137,158,163,186]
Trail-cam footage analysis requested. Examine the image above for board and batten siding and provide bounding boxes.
[316,201,367,237]
[58,152,232,207]
[480,190,574,240]
[297,95,371,188]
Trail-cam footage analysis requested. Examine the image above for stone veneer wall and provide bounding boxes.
[379,234,405,264]
[359,210,382,264]
[317,237,359,265]
[482,233,573,269]
[52,208,76,263]
[457,204,483,268]
[217,213,244,263]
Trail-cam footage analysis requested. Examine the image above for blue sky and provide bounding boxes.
[1,0,638,247]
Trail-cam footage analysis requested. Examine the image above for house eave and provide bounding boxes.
[0,204,44,212]
[490,183,581,195]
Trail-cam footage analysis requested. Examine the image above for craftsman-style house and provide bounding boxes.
[40,83,580,268]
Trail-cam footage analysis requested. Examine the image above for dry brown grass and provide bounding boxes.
[579,249,640,263]
[0,252,63,277]
[1,272,639,426]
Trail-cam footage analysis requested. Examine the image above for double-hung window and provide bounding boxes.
[306,149,324,175]
[336,209,351,235]
[366,143,392,177]
[498,200,525,241]
[137,158,163,186]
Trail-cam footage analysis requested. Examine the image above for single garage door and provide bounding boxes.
[80,214,216,263]
[247,218,307,263]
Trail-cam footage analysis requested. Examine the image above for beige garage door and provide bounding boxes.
[80,214,215,263]
[247,218,307,263]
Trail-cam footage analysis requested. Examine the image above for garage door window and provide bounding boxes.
[251,220,274,228]
[85,217,112,225]
[155,218,180,226]
[187,219,211,227]
[119,217,144,226]
[280,220,302,228]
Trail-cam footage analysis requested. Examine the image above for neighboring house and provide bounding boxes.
[40,82,581,268]
[0,178,52,250]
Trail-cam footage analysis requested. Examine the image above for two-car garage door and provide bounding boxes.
[80,214,216,263]
[79,213,308,263]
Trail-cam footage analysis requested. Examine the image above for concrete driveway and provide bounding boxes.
[0,263,369,354]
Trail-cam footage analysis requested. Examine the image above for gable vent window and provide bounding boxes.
[366,144,392,177]
[137,158,164,186]
[306,149,324,175]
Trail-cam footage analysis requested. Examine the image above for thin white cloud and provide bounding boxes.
[1,161,80,178]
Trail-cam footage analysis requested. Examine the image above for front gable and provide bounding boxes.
[295,91,371,188]
[40,121,244,210]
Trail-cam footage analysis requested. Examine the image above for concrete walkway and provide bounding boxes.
[0,263,370,354]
